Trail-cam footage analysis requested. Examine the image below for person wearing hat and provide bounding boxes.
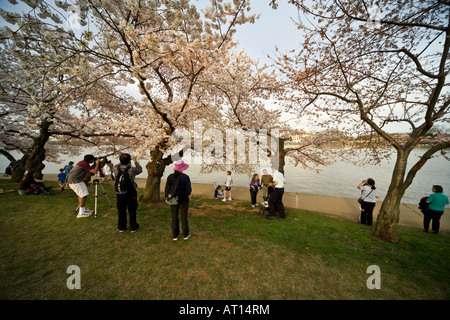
[167,159,192,240]
[67,154,100,218]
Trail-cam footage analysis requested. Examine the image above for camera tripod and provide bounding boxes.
[74,178,112,218]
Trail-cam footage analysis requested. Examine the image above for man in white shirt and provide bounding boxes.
[266,166,286,219]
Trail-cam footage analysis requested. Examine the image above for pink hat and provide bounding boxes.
[174,159,189,172]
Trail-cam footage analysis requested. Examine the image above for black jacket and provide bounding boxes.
[167,171,192,202]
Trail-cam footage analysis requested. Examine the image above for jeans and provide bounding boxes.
[250,188,258,205]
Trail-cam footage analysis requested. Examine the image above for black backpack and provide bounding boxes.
[165,173,182,205]
[418,197,429,214]
[115,166,133,195]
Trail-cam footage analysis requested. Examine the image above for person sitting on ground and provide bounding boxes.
[18,172,51,195]
[214,185,223,199]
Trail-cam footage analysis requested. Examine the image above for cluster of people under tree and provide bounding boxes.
[356,178,449,234]
[215,167,286,219]
[13,152,448,238]
[419,185,449,234]
[18,172,54,195]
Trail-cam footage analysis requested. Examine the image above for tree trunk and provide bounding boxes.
[142,147,167,203]
[25,121,52,180]
[271,137,286,174]
[0,149,28,182]
[11,154,28,182]
[278,138,286,174]
[373,149,410,243]
[373,189,402,243]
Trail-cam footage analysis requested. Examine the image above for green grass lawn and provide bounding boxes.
[0,179,449,300]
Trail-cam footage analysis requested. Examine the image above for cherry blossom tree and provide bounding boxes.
[277,0,450,242]
[46,0,260,202]
[205,49,342,174]
[0,2,133,180]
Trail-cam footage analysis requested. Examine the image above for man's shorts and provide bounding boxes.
[225,186,231,191]
[69,182,89,198]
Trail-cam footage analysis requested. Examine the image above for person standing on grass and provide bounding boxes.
[167,159,192,241]
[114,154,142,233]
[424,185,449,234]
[266,166,286,219]
[57,168,67,190]
[63,161,74,188]
[103,160,112,185]
[222,171,233,202]
[67,155,100,218]
[357,178,380,226]
[249,173,261,208]
[261,168,273,198]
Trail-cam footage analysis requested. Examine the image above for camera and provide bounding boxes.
[96,156,109,169]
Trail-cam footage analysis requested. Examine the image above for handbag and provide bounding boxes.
[358,189,374,204]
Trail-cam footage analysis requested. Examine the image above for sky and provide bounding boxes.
[232,1,301,63]
[1,0,448,133]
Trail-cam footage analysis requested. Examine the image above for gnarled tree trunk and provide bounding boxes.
[25,121,52,180]
[142,147,166,203]
[373,149,410,243]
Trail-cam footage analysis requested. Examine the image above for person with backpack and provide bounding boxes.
[424,185,449,234]
[165,159,192,241]
[114,153,143,233]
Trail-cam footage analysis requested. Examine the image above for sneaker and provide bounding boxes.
[222,198,227,202]
[173,236,179,241]
[118,230,125,233]
[251,205,255,208]
[183,233,191,240]
[131,227,139,233]
[77,211,92,218]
